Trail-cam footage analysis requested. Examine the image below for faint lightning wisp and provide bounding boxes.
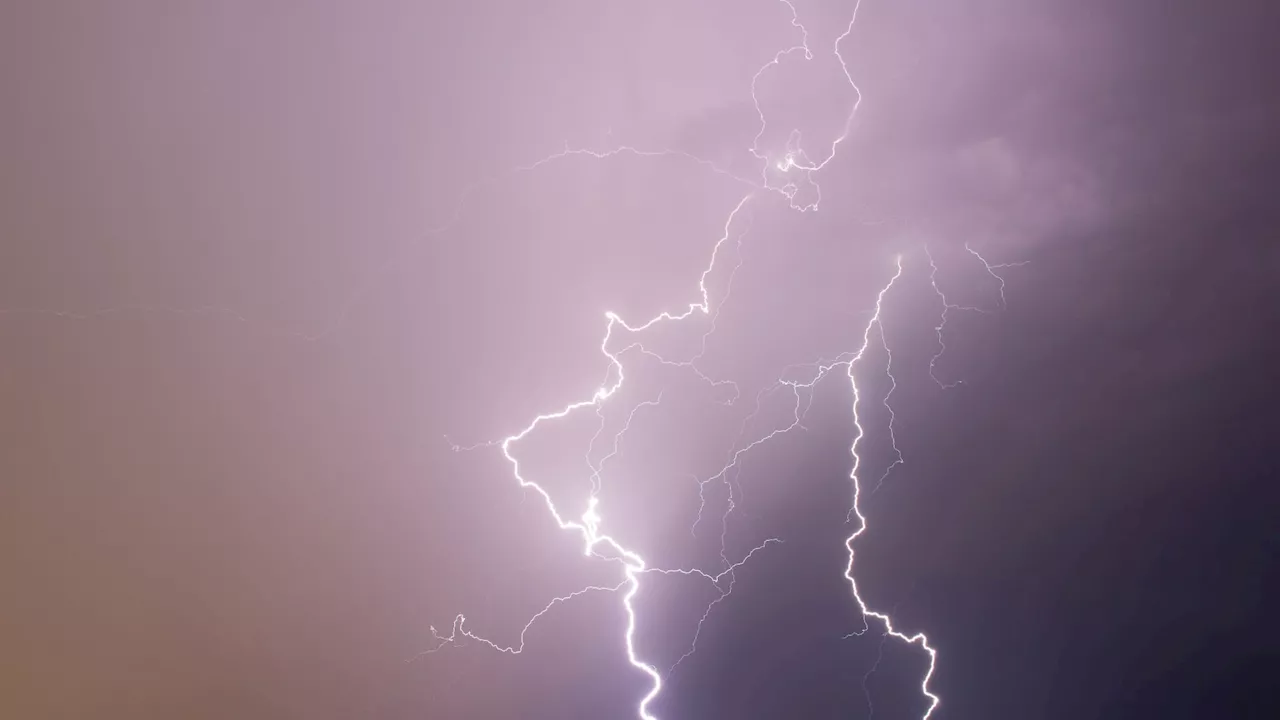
[871,322,904,494]
[966,242,1031,310]
[928,243,1031,387]
[749,0,866,210]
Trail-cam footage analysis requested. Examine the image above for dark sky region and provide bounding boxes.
[1,1,1277,719]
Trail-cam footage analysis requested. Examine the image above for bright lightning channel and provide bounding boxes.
[844,261,941,720]
[425,1,944,719]
[430,194,763,720]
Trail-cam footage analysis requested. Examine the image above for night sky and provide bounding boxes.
[2,1,1277,719]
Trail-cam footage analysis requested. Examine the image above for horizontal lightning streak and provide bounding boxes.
[644,536,783,585]
[416,581,629,658]
[0,144,757,343]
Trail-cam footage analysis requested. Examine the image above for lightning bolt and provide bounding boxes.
[0,1,1041,717]
[843,258,941,720]
[862,629,891,719]
[422,2,956,718]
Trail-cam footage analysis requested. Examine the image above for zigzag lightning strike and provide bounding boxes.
[423,2,957,718]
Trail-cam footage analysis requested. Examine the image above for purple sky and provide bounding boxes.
[3,1,1277,719]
